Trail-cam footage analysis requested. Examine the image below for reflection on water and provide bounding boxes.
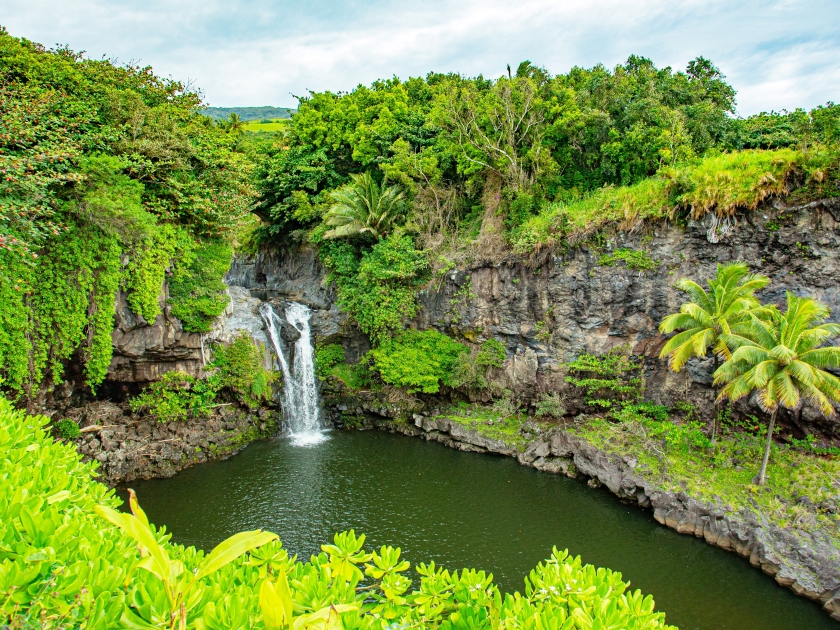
[119,431,835,630]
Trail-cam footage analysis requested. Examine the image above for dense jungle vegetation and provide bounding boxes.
[2,26,838,401]
[2,25,840,629]
[0,28,252,399]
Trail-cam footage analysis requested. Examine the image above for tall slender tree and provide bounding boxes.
[659,262,770,441]
[715,293,840,484]
[322,173,404,241]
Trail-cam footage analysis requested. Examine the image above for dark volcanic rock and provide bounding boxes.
[61,401,278,486]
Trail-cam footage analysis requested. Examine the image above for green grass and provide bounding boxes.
[435,405,529,449]
[243,118,290,133]
[512,148,818,251]
[567,414,840,533]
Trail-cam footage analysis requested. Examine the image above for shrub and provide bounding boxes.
[476,338,506,367]
[320,233,428,342]
[534,392,567,419]
[168,240,233,333]
[598,248,659,271]
[450,338,507,394]
[314,343,346,381]
[491,389,520,418]
[54,418,81,440]
[211,332,277,408]
[565,345,643,411]
[369,329,467,393]
[129,371,218,422]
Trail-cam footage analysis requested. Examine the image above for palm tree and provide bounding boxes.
[322,173,404,241]
[659,262,770,441]
[226,112,244,134]
[715,293,840,484]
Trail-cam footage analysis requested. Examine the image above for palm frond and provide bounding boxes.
[659,313,700,334]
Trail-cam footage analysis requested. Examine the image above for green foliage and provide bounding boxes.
[565,346,643,410]
[323,173,405,240]
[168,240,233,333]
[254,56,742,244]
[1,397,678,629]
[598,248,659,271]
[534,392,567,419]
[450,338,507,394]
[122,224,180,323]
[513,148,809,250]
[476,338,506,368]
[129,371,219,422]
[0,31,251,398]
[54,418,80,440]
[210,333,277,408]
[369,329,467,393]
[314,343,346,381]
[321,233,428,342]
[659,262,769,373]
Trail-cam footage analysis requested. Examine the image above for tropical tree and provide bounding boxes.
[659,262,770,441]
[225,112,245,134]
[322,173,404,240]
[714,293,840,484]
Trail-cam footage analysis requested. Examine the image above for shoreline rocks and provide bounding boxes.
[61,400,278,486]
[333,407,840,622]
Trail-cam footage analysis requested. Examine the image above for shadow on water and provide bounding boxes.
[118,430,837,630]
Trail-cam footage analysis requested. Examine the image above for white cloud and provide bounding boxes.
[3,0,838,114]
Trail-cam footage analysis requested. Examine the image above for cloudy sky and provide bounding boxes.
[4,0,838,115]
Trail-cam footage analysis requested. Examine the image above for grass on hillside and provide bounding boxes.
[243,118,290,133]
[512,147,837,251]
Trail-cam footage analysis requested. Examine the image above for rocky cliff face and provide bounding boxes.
[418,197,840,434]
[224,196,840,436]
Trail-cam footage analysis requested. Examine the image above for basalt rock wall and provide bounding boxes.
[229,197,840,436]
[418,197,840,433]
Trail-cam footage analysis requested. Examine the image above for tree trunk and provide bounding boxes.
[711,355,720,445]
[756,409,778,485]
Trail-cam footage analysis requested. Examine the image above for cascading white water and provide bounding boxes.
[260,302,326,446]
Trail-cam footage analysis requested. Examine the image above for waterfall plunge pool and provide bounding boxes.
[118,430,836,630]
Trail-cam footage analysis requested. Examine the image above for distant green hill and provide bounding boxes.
[203,106,296,121]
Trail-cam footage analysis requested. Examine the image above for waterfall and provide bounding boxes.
[260,302,326,446]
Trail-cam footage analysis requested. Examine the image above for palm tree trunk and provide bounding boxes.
[711,355,719,445]
[757,409,778,485]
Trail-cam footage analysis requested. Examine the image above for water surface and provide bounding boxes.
[119,430,836,630]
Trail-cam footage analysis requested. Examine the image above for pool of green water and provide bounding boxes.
[118,429,836,630]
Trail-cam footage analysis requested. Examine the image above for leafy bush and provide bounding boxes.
[129,371,218,422]
[314,343,346,381]
[54,418,81,440]
[1,397,678,628]
[598,248,659,271]
[369,329,467,393]
[534,392,567,419]
[491,389,520,419]
[450,338,507,394]
[168,240,233,333]
[210,333,277,408]
[321,233,428,342]
[0,31,251,400]
[476,338,506,367]
[565,346,643,411]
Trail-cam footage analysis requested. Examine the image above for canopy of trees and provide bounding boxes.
[0,29,252,398]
